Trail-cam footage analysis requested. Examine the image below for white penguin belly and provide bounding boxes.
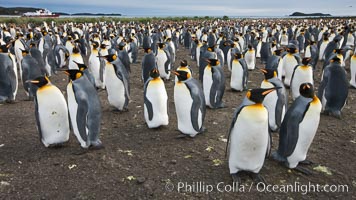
[89,53,104,88]
[229,106,269,174]
[227,50,232,71]
[156,50,170,79]
[245,51,255,70]
[105,65,126,110]
[350,56,356,88]
[203,68,213,107]
[144,79,169,128]
[277,58,283,80]
[261,81,278,131]
[174,83,198,136]
[291,68,314,100]
[283,54,298,87]
[305,46,311,58]
[69,54,83,70]
[67,83,88,148]
[319,42,328,60]
[37,86,70,147]
[230,61,244,91]
[287,102,321,168]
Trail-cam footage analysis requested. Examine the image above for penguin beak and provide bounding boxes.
[28,80,40,84]
[262,87,280,96]
[172,71,179,76]
[260,69,267,74]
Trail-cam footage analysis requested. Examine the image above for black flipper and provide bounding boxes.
[185,79,205,132]
[144,78,154,120]
[73,86,89,143]
[34,96,43,141]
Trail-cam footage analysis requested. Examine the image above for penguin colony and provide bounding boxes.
[0,18,355,184]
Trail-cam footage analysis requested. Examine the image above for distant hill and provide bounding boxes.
[0,6,121,16]
[290,12,331,17]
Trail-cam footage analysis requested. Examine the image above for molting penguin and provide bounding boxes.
[260,68,287,132]
[101,54,130,111]
[272,83,321,175]
[64,70,103,149]
[227,87,277,183]
[317,57,348,118]
[28,76,70,147]
[290,57,314,100]
[203,59,225,109]
[174,70,206,137]
[230,53,248,92]
[144,68,169,128]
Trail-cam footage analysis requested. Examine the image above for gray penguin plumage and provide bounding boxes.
[0,48,17,102]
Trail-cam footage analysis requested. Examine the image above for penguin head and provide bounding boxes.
[101,54,117,63]
[21,49,29,56]
[100,44,107,49]
[333,48,343,55]
[28,76,50,88]
[158,42,165,49]
[73,61,87,71]
[299,83,314,98]
[118,41,126,50]
[247,44,253,50]
[144,47,152,53]
[92,41,99,49]
[0,44,9,53]
[246,87,278,104]
[149,68,160,79]
[274,49,283,56]
[260,68,277,80]
[64,69,83,81]
[72,44,80,54]
[173,70,190,82]
[330,56,341,63]
[234,53,243,59]
[208,59,219,66]
[180,59,188,67]
[302,57,311,65]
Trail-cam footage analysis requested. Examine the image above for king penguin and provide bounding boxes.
[28,76,70,147]
[281,44,301,87]
[350,51,356,88]
[0,44,17,103]
[227,87,277,183]
[142,47,157,84]
[144,68,169,128]
[156,43,171,80]
[68,43,84,70]
[260,68,287,132]
[317,57,348,118]
[203,59,225,109]
[101,54,130,111]
[230,53,248,92]
[174,59,192,83]
[244,44,256,70]
[73,61,96,86]
[65,69,103,149]
[174,70,206,137]
[88,41,105,89]
[272,83,321,175]
[290,57,314,100]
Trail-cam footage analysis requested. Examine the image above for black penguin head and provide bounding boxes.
[330,56,341,63]
[149,68,160,79]
[260,68,277,80]
[299,83,314,98]
[274,49,283,56]
[64,69,83,81]
[173,70,190,82]
[72,44,80,54]
[333,49,343,54]
[118,41,126,50]
[21,49,29,56]
[73,61,87,71]
[144,47,152,53]
[180,59,188,67]
[247,44,253,50]
[246,87,278,104]
[302,57,311,65]
[158,42,165,49]
[234,53,243,59]
[100,44,107,49]
[0,44,10,53]
[208,59,219,66]
[92,41,99,49]
[28,76,50,88]
[101,54,117,62]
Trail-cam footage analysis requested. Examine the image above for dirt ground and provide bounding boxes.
[0,43,355,199]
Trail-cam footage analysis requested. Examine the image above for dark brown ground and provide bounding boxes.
[0,45,355,199]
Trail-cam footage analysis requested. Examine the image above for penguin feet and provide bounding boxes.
[175,134,189,139]
[231,173,241,184]
[89,144,105,150]
[249,173,266,184]
[299,159,313,165]
[293,166,312,175]
[5,99,16,104]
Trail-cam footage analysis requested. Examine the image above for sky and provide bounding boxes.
[1,0,356,16]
